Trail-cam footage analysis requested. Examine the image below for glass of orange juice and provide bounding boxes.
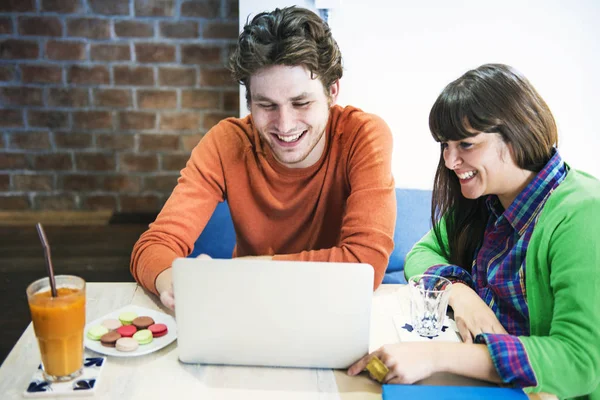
[26,275,86,382]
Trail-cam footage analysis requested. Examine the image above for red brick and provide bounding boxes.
[119,153,158,172]
[9,132,51,150]
[48,88,89,107]
[0,87,43,106]
[0,174,9,190]
[200,68,234,87]
[181,90,219,109]
[160,21,198,38]
[138,90,177,109]
[135,0,175,17]
[180,0,219,18]
[94,89,132,108]
[54,132,93,149]
[0,40,39,60]
[225,0,238,18]
[118,112,156,130]
[159,67,196,86]
[0,110,23,127]
[41,0,82,13]
[82,195,117,210]
[0,153,27,169]
[61,174,100,190]
[36,194,76,210]
[144,175,178,191]
[20,65,62,83]
[13,174,54,191]
[135,43,175,63]
[95,133,134,150]
[28,111,69,129]
[114,20,153,38]
[88,0,129,15]
[160,112,200,131]
[204,111,232,130]
[202,22,238,39]
[0,196,29,210]
[181,134,204,151]
[91,44,131,61]
[181,45,221,64]
[162,153,189,171]
[139,134,179,151]
[103,175,141,191]
[68,65,110,85]
[113,66,154,86]
[67,18,110,39]
[18,17,62,37]
[73,111,113,130]
[0,66,15,81]
[0,17,13,34]
[32,154,73,170]
[75,153,116,171]
[0,0,35,12]
[224,91,239,112]
[46,40,86,61]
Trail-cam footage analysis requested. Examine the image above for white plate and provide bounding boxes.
[84,305,177,357]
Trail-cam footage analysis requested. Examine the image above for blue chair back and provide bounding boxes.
[190,188,433,283]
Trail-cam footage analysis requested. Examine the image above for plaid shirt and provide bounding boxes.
[426,149,567,387]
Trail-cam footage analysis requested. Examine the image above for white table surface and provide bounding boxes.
[0,283,531,399]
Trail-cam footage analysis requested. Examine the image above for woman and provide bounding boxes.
[348,64,600,399]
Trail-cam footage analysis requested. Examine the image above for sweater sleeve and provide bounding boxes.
[130,125,228,295]
[518,196,600,397]
[274,114,396,289]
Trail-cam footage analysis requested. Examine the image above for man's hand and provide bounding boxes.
[449,282,508,342]
[155,254,213,311]
[347,343,441,384]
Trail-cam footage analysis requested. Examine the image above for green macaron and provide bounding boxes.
[118,311,138,326]
[86,325,109,341]
[132,329,153,345]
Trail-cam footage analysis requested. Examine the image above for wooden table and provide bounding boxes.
[0,283,550,399]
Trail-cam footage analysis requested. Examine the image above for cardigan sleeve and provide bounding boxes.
[518,195,600,397]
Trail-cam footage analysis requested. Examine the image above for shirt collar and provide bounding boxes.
[486,148,567,234]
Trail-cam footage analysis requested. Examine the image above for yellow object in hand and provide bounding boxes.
[365,356,389,383]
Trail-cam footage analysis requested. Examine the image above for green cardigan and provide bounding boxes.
[405,169,600,400]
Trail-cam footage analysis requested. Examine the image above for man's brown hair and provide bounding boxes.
[229,6,343,105]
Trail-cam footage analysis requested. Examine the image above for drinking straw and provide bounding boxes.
[36,223,57,297]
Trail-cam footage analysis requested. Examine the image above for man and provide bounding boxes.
[130,6,396,310]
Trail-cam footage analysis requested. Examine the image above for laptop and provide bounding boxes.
[172,258,373,369]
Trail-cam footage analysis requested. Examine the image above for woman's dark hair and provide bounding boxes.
[429,63,558,269]
[229,6,343,105]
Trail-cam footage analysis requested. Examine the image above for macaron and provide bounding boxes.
[132,316,154,330]
[132,329,153,345]
[116,324,137,338]
[101,318,122,331]
[100,331,121,348]
[86,325,109,341]
[148,323,168,338]
[118,311,138,326]
[115,337,139,352]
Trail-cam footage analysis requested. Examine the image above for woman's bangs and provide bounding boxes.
[429,90,477,143]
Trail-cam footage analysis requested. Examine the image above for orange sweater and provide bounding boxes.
[131,105,396,294]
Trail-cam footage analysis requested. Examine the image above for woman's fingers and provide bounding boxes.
[347,353,375,376]
[455,317,473,343]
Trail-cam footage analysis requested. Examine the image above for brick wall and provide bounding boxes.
[0,0,239,212]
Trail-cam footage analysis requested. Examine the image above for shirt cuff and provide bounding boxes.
[423,264,475,289]
[475,333,537,388]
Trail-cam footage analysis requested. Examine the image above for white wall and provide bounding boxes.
[240,0,600,189]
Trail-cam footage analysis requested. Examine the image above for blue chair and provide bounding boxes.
[189,188,432,283]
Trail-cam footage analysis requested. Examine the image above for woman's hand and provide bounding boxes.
[347,343,441,384]
[449,283,508,342]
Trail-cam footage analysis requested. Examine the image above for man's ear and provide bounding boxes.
[328,80,340,105]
